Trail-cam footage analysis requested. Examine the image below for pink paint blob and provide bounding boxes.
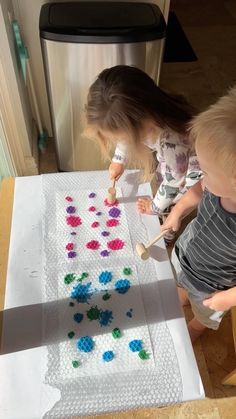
[104,198,119,207]
[106,219,119,227]
[86,240,100,250]
[65,196,73,202]
[66,243,74,251]
[107,238,125,250]
[91,221,100,228]
[66,215,82,227]
[88,206,96,212]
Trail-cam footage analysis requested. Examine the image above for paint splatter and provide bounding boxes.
[107,239,124,250]
[91,221,100,228]
[77,336,94,353]
[74,313,84,323]
[101,231,110,237]
[96,211,102,216]
[115,279,130,294]
[66,215,82,227]
[72,360,80,368]
[65,196,73,202]
[138,350,150,360]
[69,301,75,307]
[71,282,93,303]
[88,206,96,212]
[68,251,77,258]
[123,267,132,275]
[99,310,113,326]
[64,273,76,284]
[70,232,77,236]
[129,339,143,352]
[102,351,114,362]
[77,272,88,282]
[66,206,76,214]
[104,198,118,207]
[99,271,112,285]
[108,207,121,218]
[86,240,100,250]
[126,308,133,318]
[89,192,96,198]
[112,328,121,339]
[68,331,75,339]
[103,292,111,301]
[87,306,101,321]
[66,242,74,251]
[101,250,110,257]
[106,219,119,227]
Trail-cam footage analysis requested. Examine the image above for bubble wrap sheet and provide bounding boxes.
[42,172,183,417]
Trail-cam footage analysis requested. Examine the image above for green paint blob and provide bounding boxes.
[112,327,122,339]
[78,272,89,281]
[72,360,80,368]
[68,331,75,339]
[86,306,101,321]
[64,273,76,284]
[138,349,149,360]
[123,267,132,275]
[102,292,111,301]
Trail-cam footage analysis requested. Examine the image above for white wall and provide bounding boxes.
[0,0,38,175]
[13,0,170,138]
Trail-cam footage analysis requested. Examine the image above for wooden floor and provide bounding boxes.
[38,0,236,416]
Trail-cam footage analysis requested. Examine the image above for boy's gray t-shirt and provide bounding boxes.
[176,189,236,295]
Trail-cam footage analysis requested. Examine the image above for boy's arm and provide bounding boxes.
[161,180,204,232]
[203,287,236,311]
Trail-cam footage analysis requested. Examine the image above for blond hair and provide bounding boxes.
[190,86,236,175]
[85,65,193,181]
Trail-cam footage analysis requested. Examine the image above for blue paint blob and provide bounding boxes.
[99,309,113,326]
[73,313,84,323]
[115,279,130,294]
[71,282,93,303]
[126,308,133,318]
[102,350,114,362]
[129,339,143,352]
[77,336,94,353]
[99,271,112,285]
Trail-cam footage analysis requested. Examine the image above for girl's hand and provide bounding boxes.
[136,198,153,214]
[109,162,124,181]
[203,290,233,311]
[161,207,182,232]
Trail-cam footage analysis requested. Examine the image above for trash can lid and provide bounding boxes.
[40,2,166,43]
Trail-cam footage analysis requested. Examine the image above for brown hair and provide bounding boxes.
[190,85,236,175]
[85,65,194,179]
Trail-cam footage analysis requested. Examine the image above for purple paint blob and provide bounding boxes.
[101,250,110,257]
[101,231,110,237]
[66,206,76,214]
[89,192,96,198]
[108,207,121,218]
[96,212,102,216]
[68,251,77,258]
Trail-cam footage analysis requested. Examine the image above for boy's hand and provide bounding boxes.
[203,290,233,311]
[160,206,182,233]
[109,162,124,181]
[136,198,153,214]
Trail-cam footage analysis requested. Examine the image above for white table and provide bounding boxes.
[0,171,204,418]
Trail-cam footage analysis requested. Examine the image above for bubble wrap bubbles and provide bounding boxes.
[42,173,183,417]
